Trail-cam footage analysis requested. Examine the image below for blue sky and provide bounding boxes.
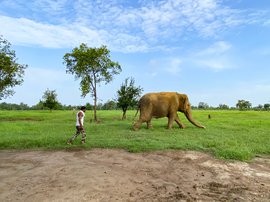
[0,0,270,107]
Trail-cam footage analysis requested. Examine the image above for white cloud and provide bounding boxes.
[166,58,182,74]
[225,82,270,106]
[3,67,87,106]
[149,57,182,75]
[263,19,270,26]
[0,0,269,52]
[191,81,270,107]
[196,57,232,71]
[26,68,70,86]
[0,16,104,48]
[196,41,232,56]
[33,0,68,13]
[192,41,234,71]
[147,41,235,72]
[255,47,270,56]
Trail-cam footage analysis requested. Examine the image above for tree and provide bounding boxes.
[102,100,117,110]
[85,102,94,110]
[0,102,29,110]
[63,44,121,121]
[0,36,27,100]
[264,103,270,111]
[32,100,45,110]
[218,104,229,110]
[236,100,252,110]
[198,102,209,109]
[254,104,263,111]
[116,77,143,120]
[41,89,60,111]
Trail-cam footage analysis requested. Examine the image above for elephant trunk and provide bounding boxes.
[185,112,205,129]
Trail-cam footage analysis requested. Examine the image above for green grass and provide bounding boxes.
[0,110,269,161]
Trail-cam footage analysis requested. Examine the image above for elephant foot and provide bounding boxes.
[133,125,140,131]
[147,124,153,129]
[179,124,186,129]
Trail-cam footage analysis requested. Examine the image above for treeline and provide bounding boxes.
[1,100,269,111]
[0,100,133,111]
[192,101,270,111]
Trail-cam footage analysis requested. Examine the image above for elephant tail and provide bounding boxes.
[133,102,140,121]
[134,108,139,118]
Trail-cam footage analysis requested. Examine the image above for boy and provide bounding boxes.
[67,106,86,144]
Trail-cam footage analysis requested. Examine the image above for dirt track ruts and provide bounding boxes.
[0,149,269,201]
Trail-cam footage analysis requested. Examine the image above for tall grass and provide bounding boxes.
[0,110,269,161]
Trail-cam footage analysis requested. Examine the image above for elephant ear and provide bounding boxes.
[181,94,189,112]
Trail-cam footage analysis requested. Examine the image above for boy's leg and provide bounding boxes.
[81,127,86,144]
[67,127,80,144]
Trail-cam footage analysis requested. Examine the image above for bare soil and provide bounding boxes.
[0,149,269,202]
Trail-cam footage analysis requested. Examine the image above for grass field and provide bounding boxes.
[0,110,269,161]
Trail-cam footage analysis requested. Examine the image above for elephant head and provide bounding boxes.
[178,93,205,129]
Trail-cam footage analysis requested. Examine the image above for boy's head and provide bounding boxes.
[80,106,86,112]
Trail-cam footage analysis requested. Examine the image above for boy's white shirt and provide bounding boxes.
[76,110,85,126]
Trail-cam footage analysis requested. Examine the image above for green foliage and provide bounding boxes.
[0,110,269,161]
[85,102,94,110]
[236,100,252,110]
[31,101,45,110]
[264,103,270,111]
[0,102,30,110]
[0,36,27,100]
[63,44,122,97]
[218,104,229,109]
[63,44,121,121]
[102,100,117,110]
[116,77,143,119]
[41,89,60,111]
[198,102,209,109]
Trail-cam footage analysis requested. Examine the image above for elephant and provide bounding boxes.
[133,92,205,130]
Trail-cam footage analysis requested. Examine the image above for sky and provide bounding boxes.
[0,0,270,107]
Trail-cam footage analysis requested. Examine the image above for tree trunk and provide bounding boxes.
[122,110,127,120]
[93,89,97,122]
[93,74,97,122]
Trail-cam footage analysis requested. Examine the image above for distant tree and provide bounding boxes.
[116,77,143,119]
[0,36,27,100]
[41,89,60,111]
[85,102,94,110]
[18,102,29,110]
[236,100,252,110]
[0,102,8,110]
[63,44,121,121]
[198,102,209,109]
[0,102,29,110]
[264,103,270,111]
[254,104,263,111]
[102,100,117,110]
[32,100,44,110]
[96,103,103,110]
[61,105,75,110]
[218,104,229,110]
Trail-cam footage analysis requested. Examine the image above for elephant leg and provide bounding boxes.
[175,114,185,129]
[167,114,175,129]
[147,120,153,129]
[133,119,143,131]
[133,115,151,130]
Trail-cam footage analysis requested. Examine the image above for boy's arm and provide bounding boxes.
[78,112,83,128]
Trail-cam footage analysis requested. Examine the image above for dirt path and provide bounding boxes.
[0,149,269,201]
